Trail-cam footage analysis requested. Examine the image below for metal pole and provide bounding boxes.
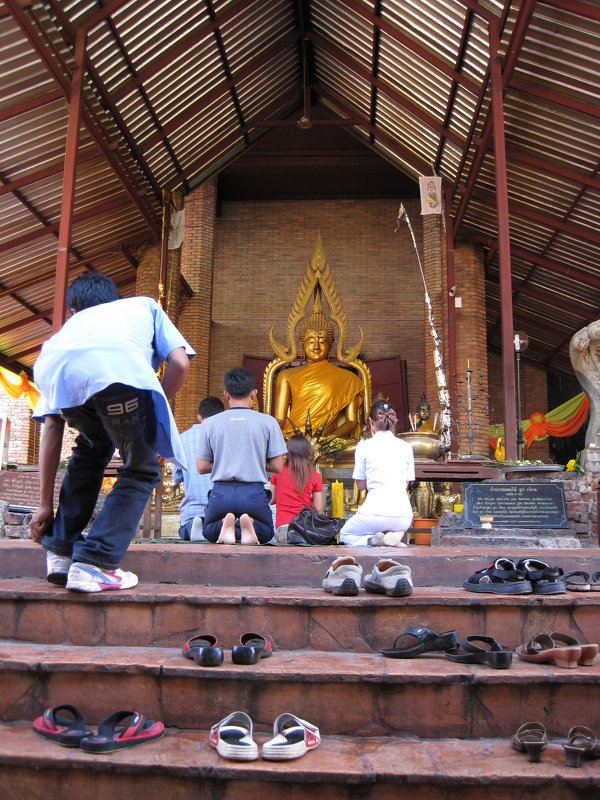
[516,349,523,461]
[467,365,473,457]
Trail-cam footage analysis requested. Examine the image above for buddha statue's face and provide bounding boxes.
[418,403,430,420]
[301,328,332,364]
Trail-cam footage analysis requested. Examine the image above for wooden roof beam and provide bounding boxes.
[309,31,465,149]
[339,0,479,94]
[452,0,537,238]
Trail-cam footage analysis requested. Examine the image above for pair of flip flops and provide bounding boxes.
[210,711,320,761]
[182,632,273,666]
[381,626,459,658]
[444,635,513,669]
[516,632,599,668]
[564,570,600,592]
[33,705,164,753]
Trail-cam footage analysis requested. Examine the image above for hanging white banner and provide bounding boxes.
[419,176,443,215]
[168,209,185,250]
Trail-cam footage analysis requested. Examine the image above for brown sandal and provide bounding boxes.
[563,725,600,767]
[551,632,598,666]
[516,633,581,669]
[511,721,547,763]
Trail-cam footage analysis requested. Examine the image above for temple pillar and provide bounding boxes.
[176,178,217,430]
[453,239,489,457]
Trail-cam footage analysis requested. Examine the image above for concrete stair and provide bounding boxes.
[0,540,599,798]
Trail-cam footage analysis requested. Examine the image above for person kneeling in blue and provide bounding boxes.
[29,271,194,592]
[197,367,286,545]
[173,395,225,540]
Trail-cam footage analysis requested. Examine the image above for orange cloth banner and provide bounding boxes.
[0,367,40,411]
[489,392,589,450]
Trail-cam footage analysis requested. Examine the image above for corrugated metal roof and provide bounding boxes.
[1,0,600,380]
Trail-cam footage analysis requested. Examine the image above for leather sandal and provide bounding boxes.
[563,725,600,768]
[516,633,582,669]
[181,633,224,666]
[550,632,598,666]
[510,721,547,763]
[232,632,273,664]
[381,626,458,658]
[444,635,513,669]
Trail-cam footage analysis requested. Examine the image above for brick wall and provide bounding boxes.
[0,395,33,464]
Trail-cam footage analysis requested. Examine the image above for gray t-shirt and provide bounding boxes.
[196,407,287,483]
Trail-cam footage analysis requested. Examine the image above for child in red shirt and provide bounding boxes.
[270,434,323,542]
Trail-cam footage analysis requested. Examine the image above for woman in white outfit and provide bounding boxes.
[340,400,415,547]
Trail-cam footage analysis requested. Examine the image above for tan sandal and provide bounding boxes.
[551,632,598,666]
[511,721,547,763]
[564,725,600,768]
[516,633,581,669]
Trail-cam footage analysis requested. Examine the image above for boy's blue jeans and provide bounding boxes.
[42,384,161,570]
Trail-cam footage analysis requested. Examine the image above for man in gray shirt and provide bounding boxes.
[197,367,286,544]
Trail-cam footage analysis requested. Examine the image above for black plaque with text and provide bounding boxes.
[463,481,569,529]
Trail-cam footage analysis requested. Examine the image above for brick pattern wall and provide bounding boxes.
[177,179,217,430]
[488,351,550,461]
[453,240,490,458]
[0,396,33,464]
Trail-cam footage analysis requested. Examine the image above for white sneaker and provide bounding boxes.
[46,552,72,586]
[322,556,363,596]
[66,563,138,593]
[364,558,413,597]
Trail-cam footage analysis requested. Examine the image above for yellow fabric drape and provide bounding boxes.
[489,392,589,450]
[0,367,40,411]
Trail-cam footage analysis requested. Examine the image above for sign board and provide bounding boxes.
[0,470,64,509]
[463,481,569,529]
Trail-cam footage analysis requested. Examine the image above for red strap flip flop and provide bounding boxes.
[33,705,92,748]
[79,711,164,753]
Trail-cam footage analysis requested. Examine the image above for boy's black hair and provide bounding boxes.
[66,271,120,312]
[198,396,225,418]
[224,367,255,398]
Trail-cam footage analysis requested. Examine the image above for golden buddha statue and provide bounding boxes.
[434,481,462,518]
[273,294,364,438]
[264,233,371,450]
[415,393,437,433]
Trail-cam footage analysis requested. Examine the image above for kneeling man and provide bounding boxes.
[197,367,286,545]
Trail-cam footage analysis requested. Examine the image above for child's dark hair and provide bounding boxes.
[66,271,120,312]
[286,434,313,498]
[224,367,255,398]
[198,396,224,419]
[368,399,398,433]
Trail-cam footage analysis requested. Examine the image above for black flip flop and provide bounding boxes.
[79,711,164,753]
[381,626,458,658]
[232,632,273,664]
[444,635,513,669]
[33,705,92,748]
[182,633,224,666]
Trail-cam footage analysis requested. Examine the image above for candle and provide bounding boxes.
[331,480,345,519]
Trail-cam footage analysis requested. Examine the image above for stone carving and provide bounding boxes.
[570,323,600,448]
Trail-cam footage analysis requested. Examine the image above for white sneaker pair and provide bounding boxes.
[46,552,137,593]
[322,556,413,597]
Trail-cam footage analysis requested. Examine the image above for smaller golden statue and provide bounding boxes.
[415,393,438,433]
[411,480,435,519]
[434,482,462,518]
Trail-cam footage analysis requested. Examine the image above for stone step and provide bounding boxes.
[0,721,598,800]
[3,540,600,588]
[1,578,598,653]
[1,640,599,739]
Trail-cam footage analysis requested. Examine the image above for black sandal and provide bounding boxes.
[444,635,513,669]
[381,626,458,658]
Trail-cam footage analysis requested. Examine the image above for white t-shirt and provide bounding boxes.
[352,430,415,517]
